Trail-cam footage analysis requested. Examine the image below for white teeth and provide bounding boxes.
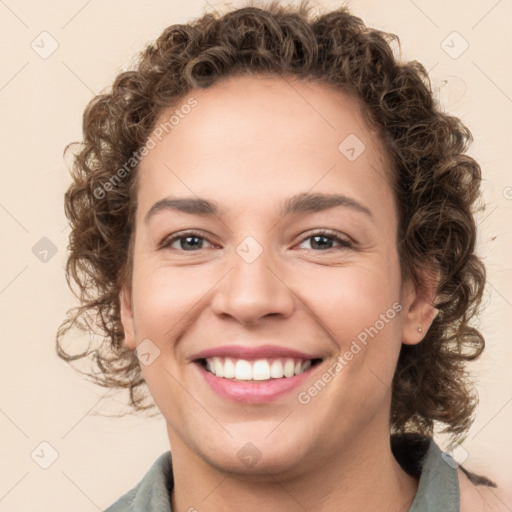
[270,359,284,378]
[252,359,271,380]
[204,356,317,381]
[213,357,224,378]
[283,359,295,377]
[301,360,312,372]
[234,359,252,380]
[223,357,236,378]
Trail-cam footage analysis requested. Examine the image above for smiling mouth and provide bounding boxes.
[197,356,323,382]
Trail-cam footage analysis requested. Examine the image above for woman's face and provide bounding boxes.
[121,75,427,476]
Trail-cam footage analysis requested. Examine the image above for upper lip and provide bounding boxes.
[190,344,323,361]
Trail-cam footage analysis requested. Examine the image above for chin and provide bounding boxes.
[196,433,314,480]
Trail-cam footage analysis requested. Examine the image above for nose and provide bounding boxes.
[210,242,296,326]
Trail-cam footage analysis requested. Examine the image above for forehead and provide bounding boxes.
[136,75,393,221]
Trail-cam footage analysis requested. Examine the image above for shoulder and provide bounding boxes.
[103,451,173,512]
[458,468,511,512]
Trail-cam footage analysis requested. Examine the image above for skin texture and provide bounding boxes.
[120,75,439,511]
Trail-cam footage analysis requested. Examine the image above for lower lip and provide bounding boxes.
[195,361,320,404]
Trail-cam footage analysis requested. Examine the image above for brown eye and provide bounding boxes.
[297,230,354,251]
[160,231,214,251]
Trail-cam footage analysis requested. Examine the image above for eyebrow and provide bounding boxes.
[144,192,373,224]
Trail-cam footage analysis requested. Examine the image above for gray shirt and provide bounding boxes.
[104,436,459,511]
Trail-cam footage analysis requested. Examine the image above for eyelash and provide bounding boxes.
[159,229,354,252]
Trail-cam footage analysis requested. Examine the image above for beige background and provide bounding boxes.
[1,0,511,509]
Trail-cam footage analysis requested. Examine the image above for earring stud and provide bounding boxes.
[418,325,422,332]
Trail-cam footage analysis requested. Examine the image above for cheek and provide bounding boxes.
[299,254,403,385]
[130,266,197,411]
[301,258,401,338]
[131,264,209,337]
[288,260,403,445]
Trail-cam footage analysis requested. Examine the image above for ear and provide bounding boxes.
[120,284,137,351]
[400,267,440,346]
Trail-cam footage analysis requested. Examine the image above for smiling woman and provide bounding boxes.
[56,0,506,510]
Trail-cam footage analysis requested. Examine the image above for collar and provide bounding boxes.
[103,434,459,511]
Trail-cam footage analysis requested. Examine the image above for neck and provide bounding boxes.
[168,426,419,512]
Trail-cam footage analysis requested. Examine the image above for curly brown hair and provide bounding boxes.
[57,0,487,440]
